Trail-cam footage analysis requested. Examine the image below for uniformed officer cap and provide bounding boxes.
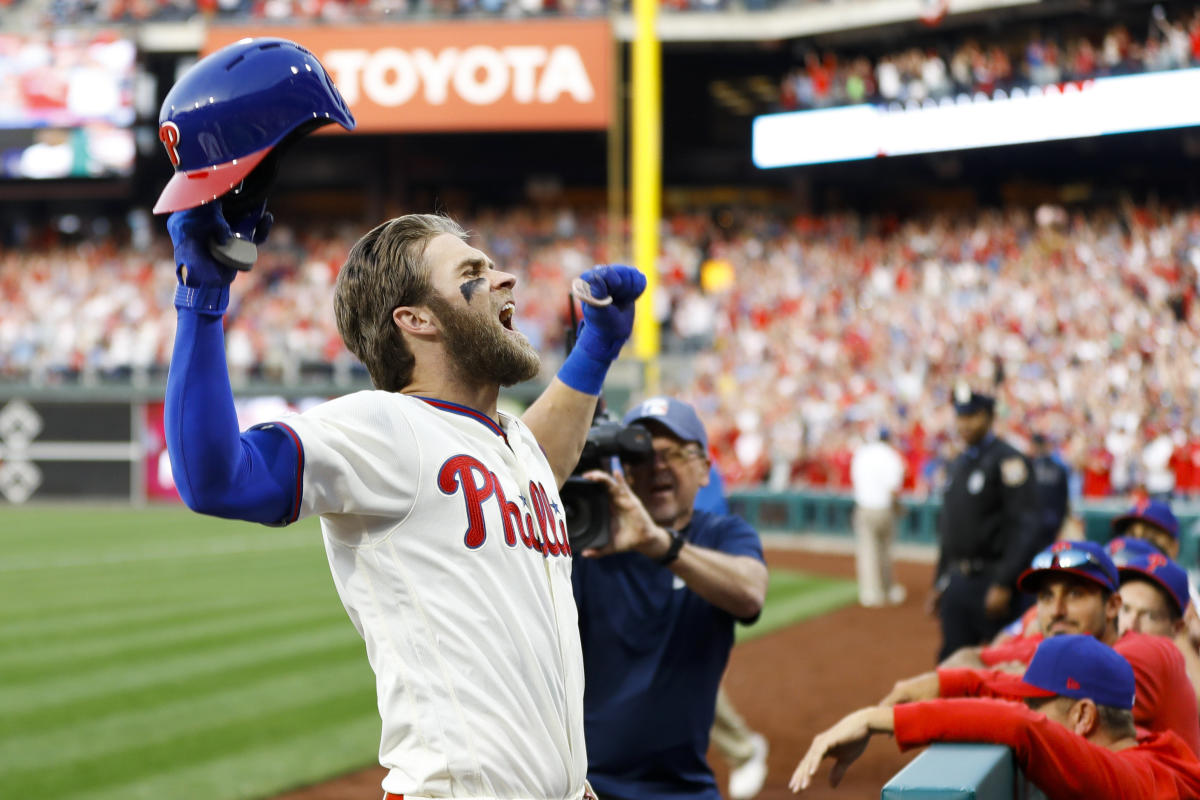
[952,382,995,416]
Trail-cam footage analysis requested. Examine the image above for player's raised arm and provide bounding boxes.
[163,203,300,524]
[523,264,646,486]
[155,39,355,525]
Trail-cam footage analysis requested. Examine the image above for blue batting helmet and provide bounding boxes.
[153,37,355,214]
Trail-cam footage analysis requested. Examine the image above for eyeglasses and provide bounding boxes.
[1030,547,1118,588]
[626,446,703,470]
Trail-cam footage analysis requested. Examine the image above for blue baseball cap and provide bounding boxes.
[623,397,708,450]
[1111,498,1180,541]
[1118,552,1191,617]
[1005,634,1135,709]
[1106,536,1160,566]
[1017,541,1120,594]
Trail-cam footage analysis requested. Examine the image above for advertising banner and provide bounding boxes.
[143,400,179,502]
[205,20,613,133]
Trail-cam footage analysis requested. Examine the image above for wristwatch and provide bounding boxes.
[657,528,685,566]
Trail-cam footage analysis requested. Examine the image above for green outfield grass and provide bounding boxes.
[738,567,858,643]
[0,506,854,799]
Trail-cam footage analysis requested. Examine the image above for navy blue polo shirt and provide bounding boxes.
[571,510,764,800]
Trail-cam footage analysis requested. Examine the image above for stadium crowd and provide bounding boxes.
[33,0,776,26]
[22,0,958,25]
[779,4,1200,112]
[4,201,1200,499]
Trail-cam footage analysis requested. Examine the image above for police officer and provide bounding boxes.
[929,385,1040,662]
[1030,432,1070,551]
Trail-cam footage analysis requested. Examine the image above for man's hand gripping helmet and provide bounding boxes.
[153,38,356,268]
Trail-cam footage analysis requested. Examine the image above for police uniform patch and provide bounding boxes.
[1001,457,1028,487]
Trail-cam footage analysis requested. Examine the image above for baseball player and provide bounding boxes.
[791,635,1200,798]
[155,40,646,800]
[882,541,1200,755]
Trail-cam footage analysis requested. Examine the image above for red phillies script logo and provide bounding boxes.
[159,121,182,168]
[437,454,571,557]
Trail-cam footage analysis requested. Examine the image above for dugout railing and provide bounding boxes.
[881,744,1048,800]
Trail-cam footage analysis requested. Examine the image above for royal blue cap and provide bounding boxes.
[623,397,708,449]
[1006,635,1135,709]
[1106,536,1160,565]
[1111,498,1180,541]
[1118,552,1191,617]
[1017,540,1120,594]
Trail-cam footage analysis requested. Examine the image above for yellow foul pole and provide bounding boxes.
[631,0,661,389]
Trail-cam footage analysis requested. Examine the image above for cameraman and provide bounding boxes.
[571,397,768,800]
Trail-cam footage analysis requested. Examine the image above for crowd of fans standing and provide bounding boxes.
[5,200,1200,502]
[779,5,1200,112]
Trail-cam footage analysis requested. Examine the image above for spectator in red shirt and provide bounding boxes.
[889,541,1200,755]
[1082,445,1114,498]
[1183,434,1200,498]
[791,635,1200,799]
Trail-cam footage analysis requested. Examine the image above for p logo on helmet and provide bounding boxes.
[159,121,181,168]
[152,37,356,215]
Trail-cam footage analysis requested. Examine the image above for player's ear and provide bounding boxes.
[1070,698,1099,737]
[393,305,437,336]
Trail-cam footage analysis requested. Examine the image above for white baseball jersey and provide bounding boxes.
[268,390,586,800]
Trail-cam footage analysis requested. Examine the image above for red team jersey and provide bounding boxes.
[952,632,1200,756]
[894,698,1200,799]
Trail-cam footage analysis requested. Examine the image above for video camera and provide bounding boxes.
[561,409,653,553]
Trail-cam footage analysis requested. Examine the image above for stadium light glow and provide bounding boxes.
[752,68,1200,168]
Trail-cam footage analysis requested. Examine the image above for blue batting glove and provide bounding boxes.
[574,264,647,361]
[168,201,272,316]
[167,201,272,288]
[558,264,647,395]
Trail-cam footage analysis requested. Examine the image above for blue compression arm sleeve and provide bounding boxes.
[165,308,300,524]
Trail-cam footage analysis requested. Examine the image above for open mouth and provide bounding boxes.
[499,302,515,330]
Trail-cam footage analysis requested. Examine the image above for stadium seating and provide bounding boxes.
[3,201,1199,499]
[778,5,1200,113]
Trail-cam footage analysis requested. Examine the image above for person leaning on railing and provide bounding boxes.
[895,541,1200,756]
[790,635,1200,798]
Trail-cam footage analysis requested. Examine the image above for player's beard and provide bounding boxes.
[427,293,541,387]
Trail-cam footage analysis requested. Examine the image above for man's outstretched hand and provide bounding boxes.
[789,706,894,792]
